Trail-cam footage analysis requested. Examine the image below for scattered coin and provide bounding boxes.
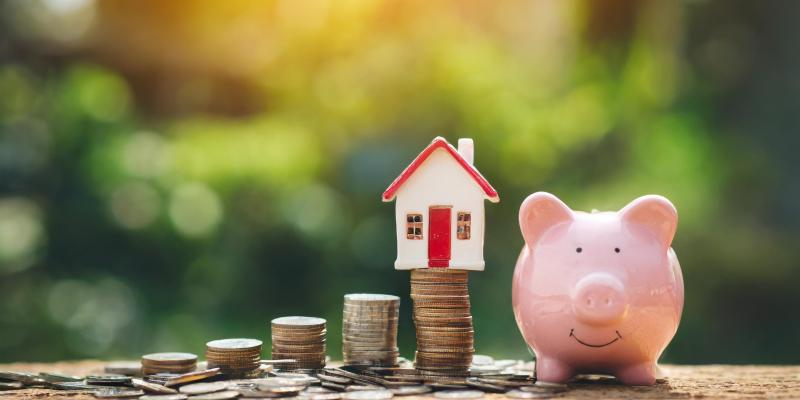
[525,381,568,393]
[179,381,229,395]
[132,378,178,394]
[104,361,142,376]
[389,385,432,396]
[139,395,189,400]
[0,381,23,390]
[38,372,83,383]
[506,389,552,399]
[163,368,221,387]
[341,389,395,399]
[305,393,342,400]
[47,381,110,391]
[346,385,383,391]
[187,390,241,400]
[93,388,145,398]
[86,375,133,386]
[433,389,484,399]
[0,371,44,384]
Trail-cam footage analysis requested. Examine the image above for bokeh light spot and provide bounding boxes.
[280,184,345,241]
[109,181,161,230]
[169,182,223,237]
[0,198,44,272]
[122,131,171,178]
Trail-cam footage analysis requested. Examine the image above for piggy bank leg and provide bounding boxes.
[616,363,656,386]
[535,356,574,383]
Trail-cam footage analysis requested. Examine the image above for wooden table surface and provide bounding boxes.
[0,360,798,399]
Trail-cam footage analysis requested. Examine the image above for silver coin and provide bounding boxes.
[305,393,342,400]
[47,381,109,390]
[187,390,241,400]
[345,385,383,392]
[179,381,229,395]
[341,389,394,400]
[390,386,432,396]
[434,390,484,399]
[142,352,198,363]
[506,390,551,399]
[272,316,327,326]
[139,395,189,400]
[104,361,143,376]
[344,294,400,302]
[270,372,319,384]
[132,378,178,394]
[93,388,144,398]
[470,355,494,366]
[0,371,44,384]
[86,375,132,385]
[522,381,568,393]
[256,377,312,387]
[0,381,23,390]
[206,338,263,350]
[38,372,83,382]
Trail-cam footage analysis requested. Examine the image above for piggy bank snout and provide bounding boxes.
[572,273,628,326]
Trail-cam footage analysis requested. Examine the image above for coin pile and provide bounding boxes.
[141,352,197,375]
[410,269,474,374]
[342,293,400,367]
[0,356,569,399]
[205,338,262,377]
[271,316,327,370]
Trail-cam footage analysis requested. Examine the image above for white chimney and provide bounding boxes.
[457,138,474,165]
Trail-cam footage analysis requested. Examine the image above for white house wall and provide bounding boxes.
[393,149,486,271]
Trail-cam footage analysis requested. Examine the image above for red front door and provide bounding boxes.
[428,206,451,268]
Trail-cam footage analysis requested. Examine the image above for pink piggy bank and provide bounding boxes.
[512,192,683,385]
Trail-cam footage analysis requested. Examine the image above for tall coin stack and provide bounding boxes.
[342,293,400,367]
[205,338,263,378]
[141,352,197,375]
[410,269,474,374]
[271,316,327,370]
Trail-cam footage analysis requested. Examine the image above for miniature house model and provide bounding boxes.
[383,137,499,271]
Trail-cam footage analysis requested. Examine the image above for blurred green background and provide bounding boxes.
[0,0,798,364]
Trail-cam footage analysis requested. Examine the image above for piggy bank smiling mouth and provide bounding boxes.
[569,328,623,348]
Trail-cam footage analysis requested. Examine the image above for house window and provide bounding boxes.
[406,214,423,240]
[457,212,471,240]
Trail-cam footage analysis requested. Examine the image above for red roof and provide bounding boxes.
[382,137,500,203]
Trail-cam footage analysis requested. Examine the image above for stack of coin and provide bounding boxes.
[342,293,400,367]
[141,353,197,375]
[205,338,262,378]
[271,316,327,370]
[410,269,474,374]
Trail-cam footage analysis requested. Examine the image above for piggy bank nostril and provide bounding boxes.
[605,298,611,305]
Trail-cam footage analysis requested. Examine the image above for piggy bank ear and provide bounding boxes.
[620,195,678,247]
[519,192,573,247]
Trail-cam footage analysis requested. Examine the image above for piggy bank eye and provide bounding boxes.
[614,247,621,253]
[576,247,583,253]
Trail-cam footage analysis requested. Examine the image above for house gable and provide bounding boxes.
[382,137,499,203]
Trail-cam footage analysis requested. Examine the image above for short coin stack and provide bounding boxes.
[141,352,197,375]
[410,269,474,374]
[205,338,262,378]
[342,293,400,367]
[271,316,327,370]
